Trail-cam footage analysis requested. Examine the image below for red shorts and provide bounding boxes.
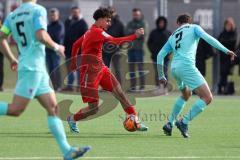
[80,66,119,103]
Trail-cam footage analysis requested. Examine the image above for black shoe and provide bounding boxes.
[162,122,173,136]
[175,119,190,138]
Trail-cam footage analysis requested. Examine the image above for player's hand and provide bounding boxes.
[135,28,144,38]
[159,77,167,86]
[57,45,66,58]
[227,51,237,61]
[10,58,18,71]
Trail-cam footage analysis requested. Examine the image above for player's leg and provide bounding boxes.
[67,101,99,133]
[0,70,41,117]
[182,83,212,124]
[111,81,148,131]
[67,70,101,133]
[0,95,29,117]
[169,87,191,125]
[99,67,148,131]
[162,68,190,136]
[72,102,99,121]
[36,70,91,158]
[37,92,91,159]
[175,68,211,138]
[163,86,191,136]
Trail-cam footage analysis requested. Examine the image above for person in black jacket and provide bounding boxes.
[218,17,237,95]
[102,7,124,84]
[147,16,171,87]
[63,6,88,91]
[46,8,64,91]
[196,38,213,77]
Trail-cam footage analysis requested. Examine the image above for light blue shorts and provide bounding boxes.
[171,67,207,91]
[15,71,54,99]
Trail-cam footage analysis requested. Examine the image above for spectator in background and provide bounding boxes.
[196,38,213,77]
[126,8,147,91]
[147,16,171,88]
[46,8,64,91]
[218,17,237,95]
[63,6,88,91]
[102,6,124,84]
[0,18,3,91]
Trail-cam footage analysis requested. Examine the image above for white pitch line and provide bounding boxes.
[1,157,240,160]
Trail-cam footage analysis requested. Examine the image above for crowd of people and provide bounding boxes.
[0,6,239,95]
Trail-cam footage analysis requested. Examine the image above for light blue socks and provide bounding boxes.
[168,97,186,126]
[0,102,8,115]
[48,116,71,155]
[183,99,207,124]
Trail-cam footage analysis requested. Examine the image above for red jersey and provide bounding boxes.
[71,24,137,71]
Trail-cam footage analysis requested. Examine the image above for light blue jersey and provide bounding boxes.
[1,2,47,72]
[0,2,53,99]
[158,24,229,71]
[157,24,230,90]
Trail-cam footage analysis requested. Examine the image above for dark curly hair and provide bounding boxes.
[177,13,192,24]
[93,7,113,21]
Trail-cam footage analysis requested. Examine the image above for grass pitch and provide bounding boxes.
[0,91,240,160]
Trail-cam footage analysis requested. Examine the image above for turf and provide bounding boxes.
[0,91,240,159]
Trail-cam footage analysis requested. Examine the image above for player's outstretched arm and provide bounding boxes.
[104,28,144,45]
[0,31,18,71]
[194,25,237,61]
[36,29,65,58]
[157,41,172,85]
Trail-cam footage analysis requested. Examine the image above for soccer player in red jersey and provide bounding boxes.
[67,7,148,133]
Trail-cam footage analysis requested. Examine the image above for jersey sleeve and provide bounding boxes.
[101,31,137,45]
[71,35,84,70]
[72,35,84,58]
[33,7,47,32]
[194,25,229,54]
[0,14,12,36]
[157,40,172,79]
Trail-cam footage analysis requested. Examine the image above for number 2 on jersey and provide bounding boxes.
[16,21,27,47]
[175,31,183,50]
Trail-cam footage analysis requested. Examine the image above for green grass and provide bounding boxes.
[0,92,240,159]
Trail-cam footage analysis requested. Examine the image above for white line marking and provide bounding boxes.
[1,157,240,160]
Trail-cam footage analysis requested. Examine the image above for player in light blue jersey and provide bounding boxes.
[0,0,91,159]
[157,14,236,138]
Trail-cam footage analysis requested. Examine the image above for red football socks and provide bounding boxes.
[73,107,88,121]
[124,106,137,115]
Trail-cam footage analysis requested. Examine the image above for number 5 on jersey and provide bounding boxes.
[16,21,27,47]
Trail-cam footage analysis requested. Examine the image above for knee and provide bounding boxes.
[47,104,58,116]
[204,94,213,105]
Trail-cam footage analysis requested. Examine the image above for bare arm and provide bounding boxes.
[36,29,65,58]
[0,32,18,71]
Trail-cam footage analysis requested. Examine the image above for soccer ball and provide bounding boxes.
[123,114,140,132]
